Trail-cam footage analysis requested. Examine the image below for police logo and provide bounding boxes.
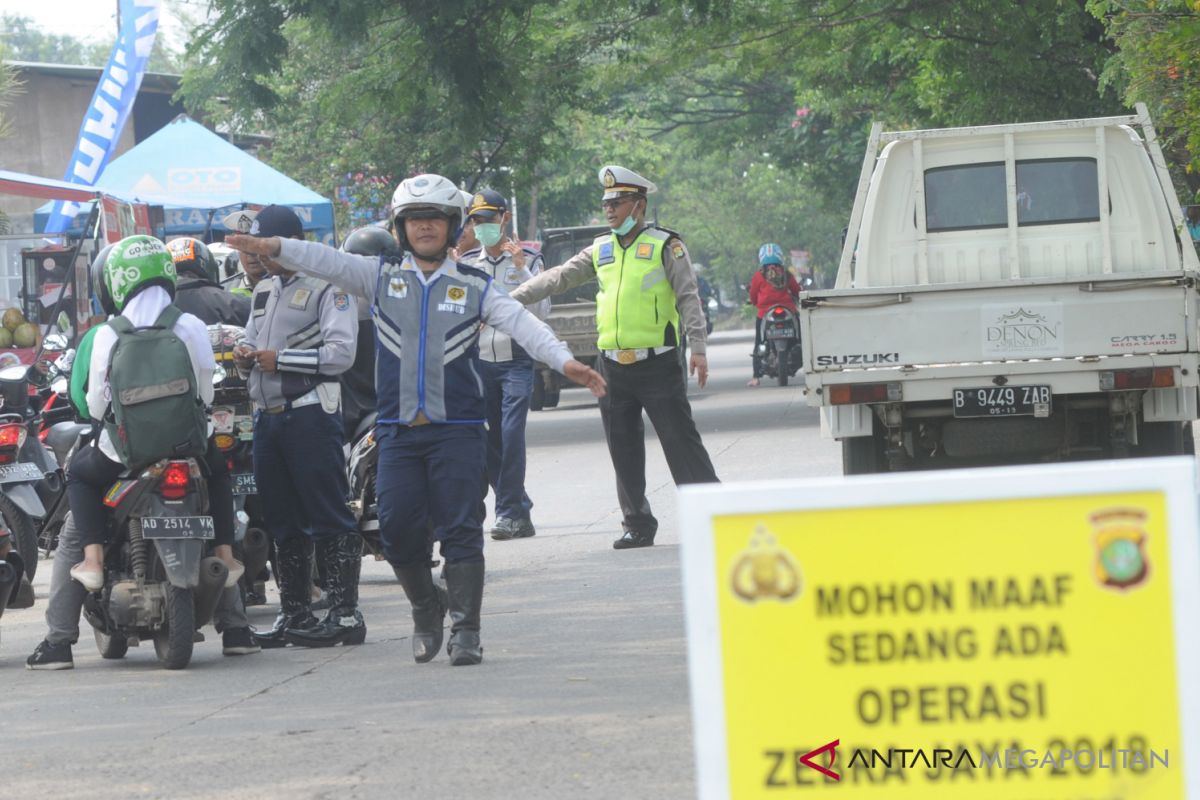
[473,193,486,208]
[730,526,801,604]
[446,286,466,303]
[597,242,615,266]
[1091,508,1151,591]
[671,242,686,259]
[635,243,654,260]
[249,219,261,236]
[387,276,408,299]
[602,169,617,188]
[504,268,522,284]
[333,292,350,311]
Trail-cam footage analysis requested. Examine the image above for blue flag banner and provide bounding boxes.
[43,0,161,234]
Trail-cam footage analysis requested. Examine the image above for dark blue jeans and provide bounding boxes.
[375,423,486,566]
[479,358,534,521]
[252,404,356,544]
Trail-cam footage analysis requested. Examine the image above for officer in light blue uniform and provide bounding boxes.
[227,175,605,667]
[232,205,364,650]
[459,189,551,541]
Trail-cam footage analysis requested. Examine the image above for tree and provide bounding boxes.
[1089,0,1200,199]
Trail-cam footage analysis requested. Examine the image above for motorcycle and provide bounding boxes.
[81,456,228,669]
[756,304,804,387]
[0,345,74,582]
[207,324,271,605]
[347,411,385,560]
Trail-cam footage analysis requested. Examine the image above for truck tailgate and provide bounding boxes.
[802,275,1193,371]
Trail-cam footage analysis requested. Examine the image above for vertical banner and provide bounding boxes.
[43,0,161,234]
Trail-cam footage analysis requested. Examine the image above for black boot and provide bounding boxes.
[252,536,317,649]
[392,562,447,663]
[287,533,366,647]
[444,560,485,666]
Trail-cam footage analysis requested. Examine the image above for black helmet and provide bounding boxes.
[166,237,220,284]
[341,225,402,259]
[89,243,117,316]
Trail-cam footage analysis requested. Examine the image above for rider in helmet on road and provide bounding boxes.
[747,243,801,387]
[166,237,251,326]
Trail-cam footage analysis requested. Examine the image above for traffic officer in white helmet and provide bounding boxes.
[509,165,719,549]
[227,174,606,666]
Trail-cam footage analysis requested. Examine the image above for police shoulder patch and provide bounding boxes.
[671,242,686,260]
[333,292,350,311]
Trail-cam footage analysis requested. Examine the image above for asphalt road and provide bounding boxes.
[1,330,839,799]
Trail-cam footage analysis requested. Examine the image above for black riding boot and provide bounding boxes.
[287,533,366,647]
[392,562,447,663]
[445,560,485,666]
[252,536,317,648]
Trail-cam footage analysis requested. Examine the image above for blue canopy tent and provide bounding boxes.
[35,116,336,244]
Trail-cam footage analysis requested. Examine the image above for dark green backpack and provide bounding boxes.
[104,304,208,468]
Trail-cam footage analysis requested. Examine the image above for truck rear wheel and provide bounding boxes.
[842,433,885,475]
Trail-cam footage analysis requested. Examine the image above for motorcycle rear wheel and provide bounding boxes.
[775,344,790,387]
[94,628,129,660]
[0,492,38,580]
[153,585,195,670]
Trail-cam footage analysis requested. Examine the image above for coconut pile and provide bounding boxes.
[0,308,38,349]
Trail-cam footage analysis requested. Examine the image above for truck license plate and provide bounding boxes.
[233,473,257,495]
[953,385,1052,418]
[140,516,215,540]
[0,462,43,484]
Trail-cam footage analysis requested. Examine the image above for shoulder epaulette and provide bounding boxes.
[651,224,683,241]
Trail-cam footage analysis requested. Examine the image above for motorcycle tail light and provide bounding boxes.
[828,382,902,405]
[160,460,190,500]
[214,433,237,451]
[0,423,27,463]
[771,308,786,317]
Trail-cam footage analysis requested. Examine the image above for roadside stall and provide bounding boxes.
[0,169,152,366]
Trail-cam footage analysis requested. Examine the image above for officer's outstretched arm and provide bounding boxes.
[225,234,380,304]
[508,247,596,306]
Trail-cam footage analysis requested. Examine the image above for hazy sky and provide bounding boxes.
[0,0,200,56]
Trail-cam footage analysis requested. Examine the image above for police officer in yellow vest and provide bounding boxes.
[510,165,718,549]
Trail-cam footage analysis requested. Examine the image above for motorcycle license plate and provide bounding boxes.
[140,516,215,540]
[233,473,257,495]
[0,462,43,484]
[952,385,1052,419]
[766,325,793,338]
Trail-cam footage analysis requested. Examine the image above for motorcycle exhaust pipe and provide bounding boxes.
[241,527,270,583]
[192,557,228,629]
[0,555,20,619]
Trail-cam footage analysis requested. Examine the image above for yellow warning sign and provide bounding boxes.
[680,461,1200,799]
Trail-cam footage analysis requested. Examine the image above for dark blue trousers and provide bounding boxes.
[479,358,534,520]
[252,404,356,544]
[375,423,486,566]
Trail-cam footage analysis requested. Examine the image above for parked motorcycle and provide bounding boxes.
[0,349,73,580]
[81,456,227,669]
[346,412,385,560]
[756,304,804,387]
[207,324,270,605]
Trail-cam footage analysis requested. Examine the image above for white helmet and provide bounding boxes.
[390,173,466,255]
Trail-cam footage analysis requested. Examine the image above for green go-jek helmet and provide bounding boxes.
[103,235,177,311]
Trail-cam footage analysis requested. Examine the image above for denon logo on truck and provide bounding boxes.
[816,353,900,367]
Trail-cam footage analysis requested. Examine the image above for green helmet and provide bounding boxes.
[104,235,177,311]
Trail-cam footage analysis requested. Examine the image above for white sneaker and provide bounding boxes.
[69,563,103,592]
[222,559,245,588]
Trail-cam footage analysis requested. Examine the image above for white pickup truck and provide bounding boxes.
[802,104,1200,474]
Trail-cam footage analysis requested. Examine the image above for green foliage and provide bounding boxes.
[1089,0,1200,199]
[178,0,1172,291]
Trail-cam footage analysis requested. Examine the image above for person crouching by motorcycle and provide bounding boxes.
[747,243,801,387]
[230,205,365,650]
[26,236,258,669]
[226,174,606,666]
[167,237,251,326]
